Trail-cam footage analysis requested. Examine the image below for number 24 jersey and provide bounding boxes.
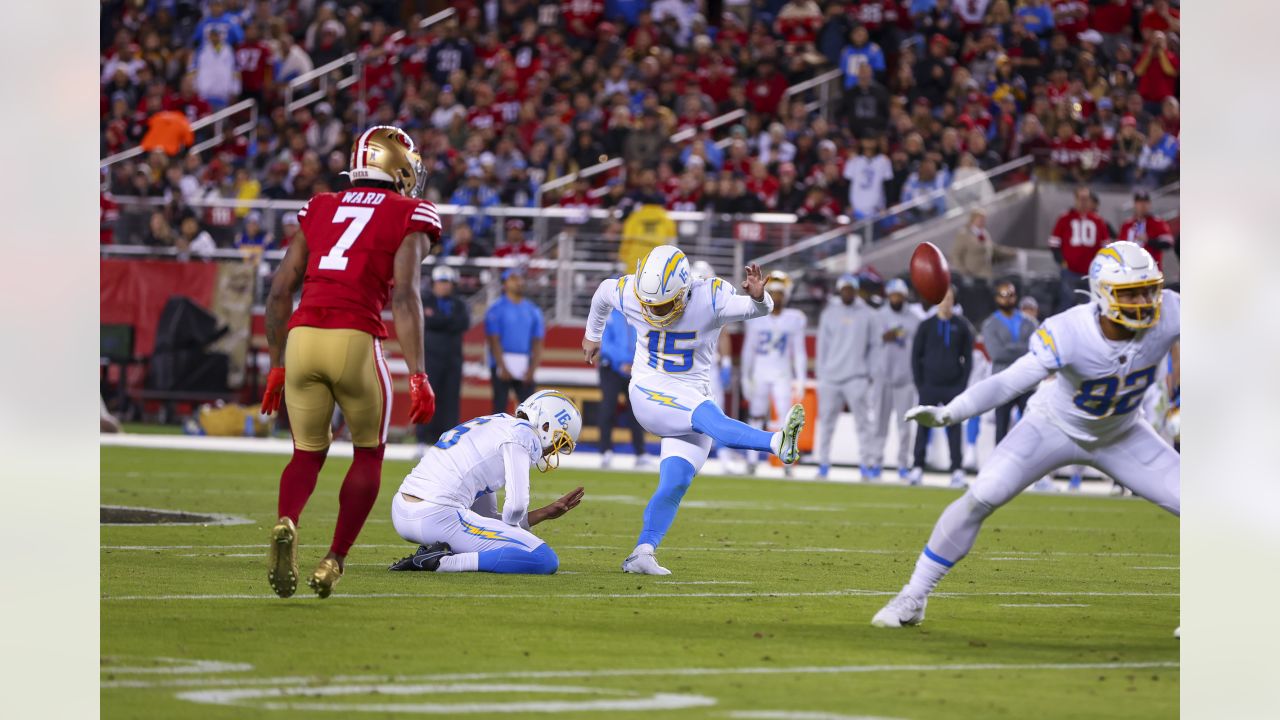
[289,187,442,338]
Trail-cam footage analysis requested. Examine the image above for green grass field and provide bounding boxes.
[102,445,1179,719]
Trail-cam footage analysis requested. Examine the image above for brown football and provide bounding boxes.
[909,242,951,305]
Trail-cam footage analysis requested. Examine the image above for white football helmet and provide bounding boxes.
[1087,241,1164,329]
[634,245,692,328]
[690,259,716,280]
[765,270,792,301]
[515,389,582,472]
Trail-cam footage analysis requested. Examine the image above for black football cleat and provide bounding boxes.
[388,542,453,571]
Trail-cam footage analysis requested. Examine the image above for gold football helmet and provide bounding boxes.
[346,125,425,197]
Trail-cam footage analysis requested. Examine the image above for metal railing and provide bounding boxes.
[100,98,259,169]
[782,68,843,121]
[282,8,457,125]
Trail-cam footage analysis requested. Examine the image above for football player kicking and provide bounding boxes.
[388,390,584,575]
[872,241,1179,628]
[582,247,807,575]
[262,126,441,599]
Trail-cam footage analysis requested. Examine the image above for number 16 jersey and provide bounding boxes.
[289,187,442,338]
[1027,290,1180,444]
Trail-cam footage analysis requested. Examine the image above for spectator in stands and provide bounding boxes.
[485,269,545,414]
[843,135,893,220]
[981,279,1038,443]
[1048,186,1110,312]
[843,63,891,137]
[901,157,951,220]
[950,209,1014,284]
[144,210,175,249]
[274,32,313,83]
[1107,115,1144,184]
[449,169,500,238]
[840,25,887,89]
[624,108,665,168]
[234,211,273,252]
[176,216,217,261]
[1135,31,1179,112]
[745,58,788,116]
[1048,120,1085,183]
[1118,190,1176,270]
[494,220,538,259]
[596,307,651,469]
[278,213,301,248]
[416,265,470,454]
[1135,118,1179,188]
[910,286,974,487]
[1140,0,1181,41]
[193,27,240,109]
[817,4,854,65]
[192,0,244,48]
[305,102,343,155]
[442,222,487,258]
[774,162,807,213]
[948,153,996,208]
[915,34,956,107]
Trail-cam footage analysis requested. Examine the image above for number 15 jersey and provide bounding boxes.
[289,187,442,338]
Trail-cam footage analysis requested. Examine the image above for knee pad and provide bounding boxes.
[530,544,559,575]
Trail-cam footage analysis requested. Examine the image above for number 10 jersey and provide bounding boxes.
[290,187,442,338]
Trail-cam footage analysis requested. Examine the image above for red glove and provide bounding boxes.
[261,367,286,415]
[408,373,436,424]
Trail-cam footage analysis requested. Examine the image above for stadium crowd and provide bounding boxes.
[101,0,1180,258]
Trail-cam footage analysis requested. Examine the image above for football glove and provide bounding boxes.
[260,367,286,416]
[408,373,436,424]
[904,404,953,428]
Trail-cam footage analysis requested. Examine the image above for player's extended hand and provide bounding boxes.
[905,404,953,428]
[260,367,286,416]
[532,486,585,525]
[408,373,436,424]
[582,338,601,366]
[742,263,765,300]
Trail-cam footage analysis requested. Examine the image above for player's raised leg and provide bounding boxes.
[624,433,713,575]
[872,413,1082,626]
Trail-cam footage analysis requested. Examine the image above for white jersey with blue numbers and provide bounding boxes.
[585,274,774,391]
[398,414,542,527]
[741,308,807,382]
[946,290,1180,444]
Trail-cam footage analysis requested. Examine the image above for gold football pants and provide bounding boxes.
[284,326,391,451]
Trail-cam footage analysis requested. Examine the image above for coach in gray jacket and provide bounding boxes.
[872,278,925,479]
[980,279,1039,442]
[816,274,880,480]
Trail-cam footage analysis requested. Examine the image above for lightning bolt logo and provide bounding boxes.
[456,512,529,547]
[636,385,691,411]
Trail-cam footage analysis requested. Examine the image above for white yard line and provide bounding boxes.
[102,660,1180,690]
[101,589,1177,602]
[729,712,906,720]
[1132,566,1179,571]
[998,603,1091,608]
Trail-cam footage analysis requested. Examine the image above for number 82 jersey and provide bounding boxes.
[289,187,442,338]
[1027,290,1180,443]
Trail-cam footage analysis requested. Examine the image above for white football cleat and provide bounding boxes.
[622,547,671,576]
[775,404,806,464]
[871,588,928,628]
[1173,626,1180,638]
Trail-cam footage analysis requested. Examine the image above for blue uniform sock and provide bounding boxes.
[690,400,775,452]
[636,456,697,549]
[965,416,980,445]
[476,543,559,575]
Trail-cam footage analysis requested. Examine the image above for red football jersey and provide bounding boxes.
[1049,210,1111,274]
[1118,214,1174,269]
[289,188,442,338]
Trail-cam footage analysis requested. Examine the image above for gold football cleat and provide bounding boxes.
[267,517,299,598]
[307,558,343,599]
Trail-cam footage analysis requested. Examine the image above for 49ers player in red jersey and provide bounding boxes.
[262,125,442,599]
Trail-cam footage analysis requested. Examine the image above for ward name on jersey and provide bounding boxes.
[742,308,807,382]
[290,187,442,338]
[398,414,542,529]
[585,274,774,389]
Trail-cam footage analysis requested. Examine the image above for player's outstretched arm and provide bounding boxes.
[716,264,774,325]
[394,232,434,423]
[528,486,585,526]
[906,352,1050,427]
[582,278,619,365]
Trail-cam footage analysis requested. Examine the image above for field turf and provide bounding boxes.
[101,445,1179,719]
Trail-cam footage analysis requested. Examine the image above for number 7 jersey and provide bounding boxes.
[1027,290,1180,443]
[289,187,442,338]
